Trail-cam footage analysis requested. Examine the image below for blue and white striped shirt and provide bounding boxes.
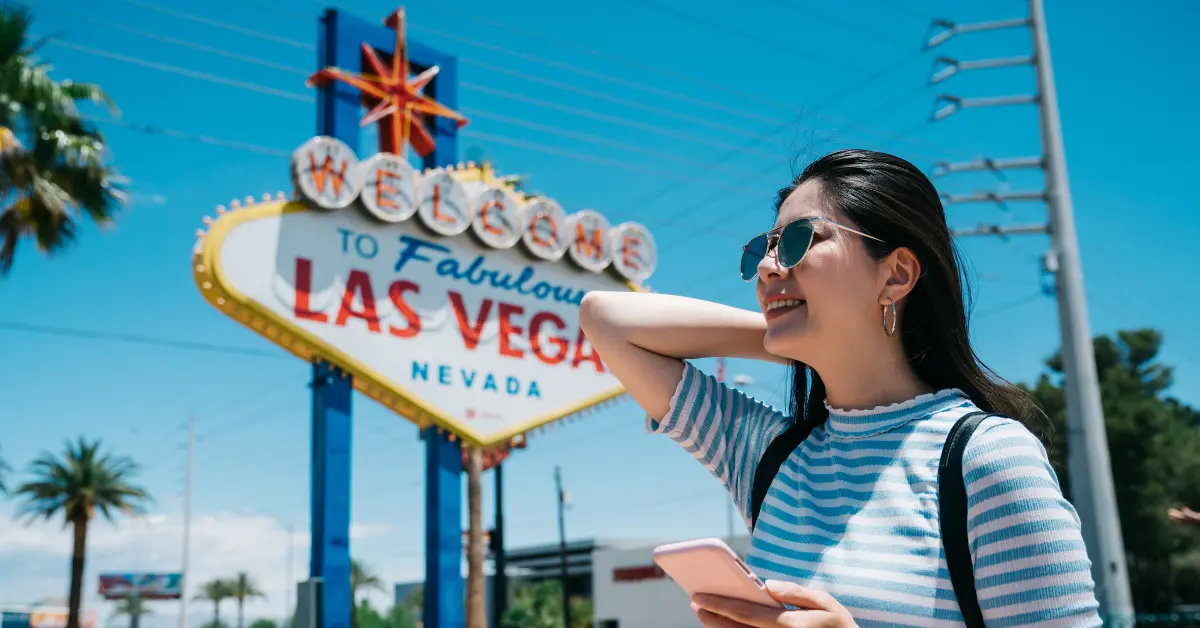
[649,362,1101,627]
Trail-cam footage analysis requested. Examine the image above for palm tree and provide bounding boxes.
[0,445,11,495]
[349,559,384,628]
[113,595,151,628]
[196,579,234,627]
[14,437,150,628]
[229,572,265,628]
[0,4,126,276]
[465,447,486,628]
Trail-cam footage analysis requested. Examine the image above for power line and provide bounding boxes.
[119,0,313,50]
[0,320,289,359]
[624,0,896,79]
[49,40,311,102]
[88,0,955,156]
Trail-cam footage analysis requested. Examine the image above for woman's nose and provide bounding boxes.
[756,245,786,280]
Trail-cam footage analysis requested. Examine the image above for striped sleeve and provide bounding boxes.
[962,418,1102,628]
[647,361,792,527]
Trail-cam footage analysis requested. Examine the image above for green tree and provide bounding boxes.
[1024,328,1200,612]
[247,620,277,628]
[384,604,418,628]
[350,559,385,628]
[196,579,235,627]
[0,4,126,276]
[501,580,592,628]
[229,572,265,628]
[112,596,151,628]
[14,437,150,628]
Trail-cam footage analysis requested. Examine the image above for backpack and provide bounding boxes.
[748,410,991,628]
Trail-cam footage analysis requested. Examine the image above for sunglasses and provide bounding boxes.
[740,217,884,281]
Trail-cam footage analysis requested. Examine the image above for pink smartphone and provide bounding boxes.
[652,537,784,608]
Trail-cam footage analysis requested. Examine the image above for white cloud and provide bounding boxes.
[0,511,396,626]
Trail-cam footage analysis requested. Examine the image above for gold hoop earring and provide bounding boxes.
[882,299,897,337]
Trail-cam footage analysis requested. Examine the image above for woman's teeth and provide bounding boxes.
[765,299,805,311]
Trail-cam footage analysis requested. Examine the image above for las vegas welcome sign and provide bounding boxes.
[192,136,657,447]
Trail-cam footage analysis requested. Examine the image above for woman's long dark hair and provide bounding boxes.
[779,149,1039,425]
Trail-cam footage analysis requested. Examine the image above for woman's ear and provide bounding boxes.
[878,247,920,305]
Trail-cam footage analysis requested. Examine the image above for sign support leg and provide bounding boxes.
[311,360,353,628]
[423,428,463,628]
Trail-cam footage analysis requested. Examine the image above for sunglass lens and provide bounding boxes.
[777,221,815,268]
[740,234,769,280]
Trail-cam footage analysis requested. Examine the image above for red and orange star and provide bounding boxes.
[307,8,469,157]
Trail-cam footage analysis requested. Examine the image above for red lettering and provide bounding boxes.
[530,212,558,247]
[449,291,492,350]
[293,257,328,323]
[480,200,505,235]
[575,222,604,259]
[571,327,605,373]
[307,151,349,196]
[622,234,641,270]
[497,303,525,359]
[376,168,399,210]
[335,270,381,332]
[387,280,421,338]
[530,312,568,365]
[432,184,454,223]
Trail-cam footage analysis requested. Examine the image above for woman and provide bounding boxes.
[580,150,1101,627]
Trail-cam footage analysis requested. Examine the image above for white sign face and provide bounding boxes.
[417,170,472,237]
[567,210,613,273]
[197,202,630,446]
[292,137,361,210]
[522,199,570,262]
[469,185,525,250]
[359,153,418,223]
[198,136,659,446]
[608,222,658,284]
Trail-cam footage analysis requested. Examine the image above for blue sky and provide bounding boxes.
[2,0,1198,622]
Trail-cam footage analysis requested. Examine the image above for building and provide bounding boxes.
[592,535,751,628]
[394,535,752,628]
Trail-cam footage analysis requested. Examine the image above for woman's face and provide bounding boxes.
[755,180,884,366]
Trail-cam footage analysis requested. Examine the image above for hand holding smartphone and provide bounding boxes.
[652,537,784,609]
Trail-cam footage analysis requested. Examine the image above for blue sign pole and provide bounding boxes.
[311,11,360,628]
[416,30,465,628]
[314,8,463,628]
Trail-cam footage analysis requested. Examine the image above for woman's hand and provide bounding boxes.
[1168,506,1200,526]
[691,581,857,628]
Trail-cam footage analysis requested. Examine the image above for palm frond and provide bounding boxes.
[0,3,32,67]
[0,11,124,276]
[13,436,150,526]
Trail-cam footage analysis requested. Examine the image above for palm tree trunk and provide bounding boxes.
[67,518,89,628]
[212,601,219,627]
[237,600,244,628]
[465,447,485,628]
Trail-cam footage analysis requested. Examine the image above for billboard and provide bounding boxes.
[193,137,657,447]
[0,609,96,628]
[98,572,183,600]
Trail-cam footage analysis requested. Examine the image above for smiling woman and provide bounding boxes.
[579,149,1102,628]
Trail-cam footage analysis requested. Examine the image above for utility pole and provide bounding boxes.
[179,415,195,628]
[554,466,571,628]
[285,524,295,624]
[925,1,1133,621]
[491,463,507,628]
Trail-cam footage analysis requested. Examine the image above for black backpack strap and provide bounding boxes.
[750,419,818,531]
[938,411,994,628]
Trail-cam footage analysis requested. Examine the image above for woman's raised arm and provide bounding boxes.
[579,291,782,419]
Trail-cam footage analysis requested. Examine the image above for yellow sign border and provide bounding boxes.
[192,197,636,448]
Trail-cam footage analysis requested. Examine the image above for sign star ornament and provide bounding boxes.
[191,6,659,449]
[306,8,468,157]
